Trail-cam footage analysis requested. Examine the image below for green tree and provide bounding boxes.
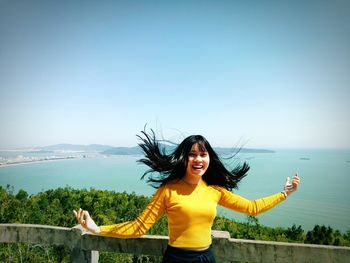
[305,225,335,245]
[285,224,304,241]
[1,186,349,262]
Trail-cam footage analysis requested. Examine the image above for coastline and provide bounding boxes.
[0,156,79,168]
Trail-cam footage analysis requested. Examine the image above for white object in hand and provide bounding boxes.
[285,177,293,190]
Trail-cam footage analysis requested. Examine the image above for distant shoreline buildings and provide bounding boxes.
[0,144,275,167]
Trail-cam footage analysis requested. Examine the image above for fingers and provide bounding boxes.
[77,208,83,221]
[292,173,300,187]
[73,208,90,226]
[78,208,83,221]
[82,210,90,224]
[73,208,81,221]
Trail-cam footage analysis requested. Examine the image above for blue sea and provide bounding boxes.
[0,149,349,233]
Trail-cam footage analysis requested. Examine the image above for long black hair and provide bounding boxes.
[137,128,250,191]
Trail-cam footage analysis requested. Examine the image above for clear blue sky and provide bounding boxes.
[1,0,349,149]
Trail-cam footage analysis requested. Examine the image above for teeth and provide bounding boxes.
[193,165,203,169]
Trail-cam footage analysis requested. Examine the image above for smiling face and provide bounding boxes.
[184,143,210,184]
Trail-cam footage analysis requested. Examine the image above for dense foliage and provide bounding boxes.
[0,185,349,262]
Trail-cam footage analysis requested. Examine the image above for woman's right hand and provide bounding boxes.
[73,208,100,234]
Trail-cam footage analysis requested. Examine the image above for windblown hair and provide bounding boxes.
[137,129,250,191]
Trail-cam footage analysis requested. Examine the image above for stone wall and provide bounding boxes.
[1,224,349,262]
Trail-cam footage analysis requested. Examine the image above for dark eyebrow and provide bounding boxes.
[198,143,207,152]
[189,150,207,154]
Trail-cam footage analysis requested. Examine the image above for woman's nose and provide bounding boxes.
[194,155,201,161]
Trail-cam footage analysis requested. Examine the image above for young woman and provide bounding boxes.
[74,129,300,263]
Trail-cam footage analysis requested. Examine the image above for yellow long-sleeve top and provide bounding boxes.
[99,180,286,248]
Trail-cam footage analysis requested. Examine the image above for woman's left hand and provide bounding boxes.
[283,174,300,197]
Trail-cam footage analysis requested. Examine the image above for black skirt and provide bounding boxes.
[162,245,216,263]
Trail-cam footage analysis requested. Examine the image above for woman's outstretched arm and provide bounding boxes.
[73,186,167,237]
[215,174,300,216]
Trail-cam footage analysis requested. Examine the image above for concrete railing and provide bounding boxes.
[1,224,350,262]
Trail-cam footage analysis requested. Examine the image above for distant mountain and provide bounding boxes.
[102,146,142,155]
[41,144,114,152]
[102,145,274,155]
[36,144,274,155]
[214,147,275,154]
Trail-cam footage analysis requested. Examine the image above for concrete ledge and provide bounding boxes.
[213,235,350,263]
[1,224,350,263]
